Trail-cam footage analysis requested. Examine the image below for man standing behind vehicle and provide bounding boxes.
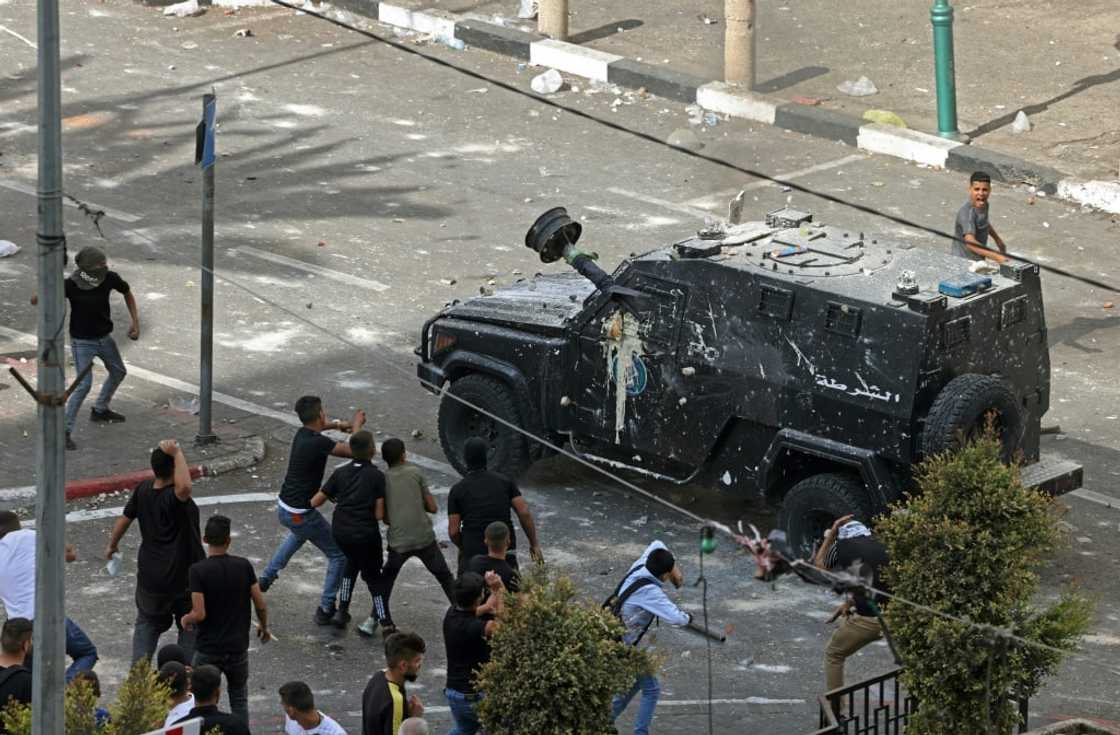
[182,515,271,725]
[57,246,139,451]
[105,439,204,666]
[377,438,455,638]
[952,171,1008,262]
[447,437,542,575]
[258,396,365,626]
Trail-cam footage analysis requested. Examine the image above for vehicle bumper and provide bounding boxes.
[417,362,446,395]
[1020,454,1083,496]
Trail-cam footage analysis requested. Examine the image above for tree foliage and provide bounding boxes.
[877,433,1092,735]
[1,660,170,735]
[476,566,654,735]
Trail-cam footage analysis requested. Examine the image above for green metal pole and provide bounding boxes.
[930,0,960,139]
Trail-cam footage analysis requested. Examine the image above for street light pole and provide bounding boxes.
[930,0,961,139]
[33,0,68,729]
[196,93,217,446]
[724,0,757,88]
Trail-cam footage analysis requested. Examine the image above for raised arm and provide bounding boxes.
[158,440,193,501]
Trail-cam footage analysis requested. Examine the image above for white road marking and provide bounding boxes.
[0,122,36,139]
[230,245,390,292]
[23,492,278,526]
[685,154,868,209]
[606,188,714,220]
[1071,488,1120,510]
[0,179,142,222]
[0,326,456,477]
[0,24,36,49]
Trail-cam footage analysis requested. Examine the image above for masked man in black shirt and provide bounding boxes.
[60,246,139,451]
[106,440,204,666]
[259,396,365,625]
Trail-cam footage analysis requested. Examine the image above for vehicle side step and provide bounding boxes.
[1020,455,1083,496]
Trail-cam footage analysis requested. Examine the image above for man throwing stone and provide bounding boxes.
[62,246,139,450]
[259,395,365,625]
[106,439,204,665]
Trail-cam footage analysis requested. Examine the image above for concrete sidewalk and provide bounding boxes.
[414,0,1120,183]
[0,342,271,505]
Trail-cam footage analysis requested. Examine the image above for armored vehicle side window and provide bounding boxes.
[626,275,687,348]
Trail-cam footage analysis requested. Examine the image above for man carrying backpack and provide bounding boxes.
[608,541,691,735]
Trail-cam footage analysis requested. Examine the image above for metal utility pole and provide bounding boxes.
[724,0,757,88]
[538,0,568,40]
[195,93,217,445]
[33,0,67,728]
[930,0,961,139]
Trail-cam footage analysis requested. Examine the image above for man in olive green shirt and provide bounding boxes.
[371,438,455,639]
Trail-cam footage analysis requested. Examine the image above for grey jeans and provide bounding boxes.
[65,335,127,432]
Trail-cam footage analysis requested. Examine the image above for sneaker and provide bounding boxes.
[314,606,336,626]
[65,432,77,451]
[90,408,126,423]
[356,617,378,637]
[331,608,351,629]
[380,623,398,640]
[258,576,273,593]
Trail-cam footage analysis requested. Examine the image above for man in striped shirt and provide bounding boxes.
[361,632,426,735]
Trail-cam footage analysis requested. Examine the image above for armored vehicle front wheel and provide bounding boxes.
[922,374,1024,464]
[438,373,532,478]
[778,473,873,558]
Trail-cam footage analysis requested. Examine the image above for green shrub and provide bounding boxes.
[476,567,654,735]
[0,659,170,735]
[877,434,1092,735]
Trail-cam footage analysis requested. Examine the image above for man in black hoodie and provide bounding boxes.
[447,438,543,575]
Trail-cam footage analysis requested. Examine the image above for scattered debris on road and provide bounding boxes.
[837,75,878,97]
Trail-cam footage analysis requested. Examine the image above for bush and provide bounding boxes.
[475,567,654,735]
[877,433,1092,735]
[1,660,170,735]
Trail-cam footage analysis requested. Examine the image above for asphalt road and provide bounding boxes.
[2,0,1120,731]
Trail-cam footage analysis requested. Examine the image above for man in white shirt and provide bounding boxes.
[280,680,348,735]
[0,511,98,681]
[609,540,690,735]
[159,661,195,728]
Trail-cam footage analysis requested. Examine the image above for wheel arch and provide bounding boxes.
[759,429,900,515]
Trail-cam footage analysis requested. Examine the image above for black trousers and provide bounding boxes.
[379,542,455,625]
[335,535,384,611]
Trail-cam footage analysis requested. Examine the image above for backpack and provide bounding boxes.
[602,564,659,645]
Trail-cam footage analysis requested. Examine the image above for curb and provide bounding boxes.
[5,436,267,503]
[332,1,1120,215]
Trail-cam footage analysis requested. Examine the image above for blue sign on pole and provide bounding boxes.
[195,94,216,169]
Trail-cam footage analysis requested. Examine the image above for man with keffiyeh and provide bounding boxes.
[813,515,891,692]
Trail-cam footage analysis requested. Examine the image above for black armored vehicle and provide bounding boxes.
[417,206,1082,552]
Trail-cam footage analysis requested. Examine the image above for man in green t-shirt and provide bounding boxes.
[370,438,455,639]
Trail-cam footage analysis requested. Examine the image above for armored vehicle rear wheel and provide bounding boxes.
[778,473,873,558]
[922,374,1024,463]
[438,374,531,478]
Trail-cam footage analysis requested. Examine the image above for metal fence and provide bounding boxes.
[811,668,1030,735]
